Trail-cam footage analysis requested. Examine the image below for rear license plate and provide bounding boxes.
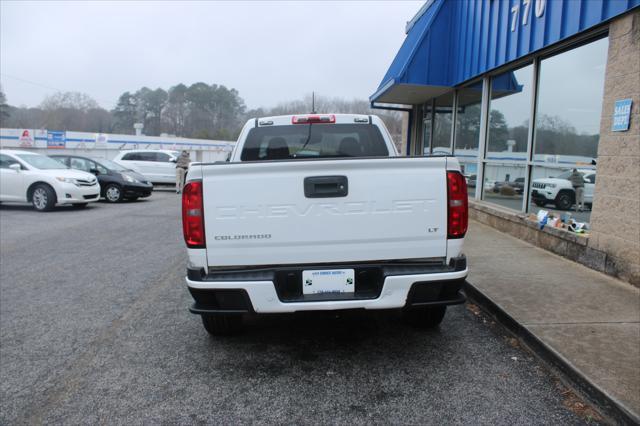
[302,269,355,295]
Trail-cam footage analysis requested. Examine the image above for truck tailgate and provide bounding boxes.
[201,157,448,267]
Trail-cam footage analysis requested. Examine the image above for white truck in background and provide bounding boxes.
[182,114,469,335]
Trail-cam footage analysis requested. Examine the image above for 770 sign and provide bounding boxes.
[511,0,546,32]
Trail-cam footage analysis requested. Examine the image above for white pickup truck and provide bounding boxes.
[182,114,469,335]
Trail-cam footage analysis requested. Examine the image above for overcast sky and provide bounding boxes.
[0,1,422,110]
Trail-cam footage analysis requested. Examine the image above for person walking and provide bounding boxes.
[175,150,191,194]
[569,168,585,212]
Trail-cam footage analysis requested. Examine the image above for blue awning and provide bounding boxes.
[373,0,640,106]
[370,0,452,105]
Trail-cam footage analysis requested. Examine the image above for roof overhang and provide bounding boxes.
[370,0,453,105]
[370,80,451,105]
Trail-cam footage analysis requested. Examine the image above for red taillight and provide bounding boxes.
[292,114,336,124]
[182,181,206,248]
[447,171,468,239]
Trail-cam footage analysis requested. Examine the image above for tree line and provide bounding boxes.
[0,84,403,143]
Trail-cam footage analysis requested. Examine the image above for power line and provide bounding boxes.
[0,72,115,107]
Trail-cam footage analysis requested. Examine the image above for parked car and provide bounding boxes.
[493,177,525,194]
[465,174,477,188]
[50,155,153,203]
[531,169,595,210]
[112,149,181,184]
[182,114,469,335]
[0,150,100,211]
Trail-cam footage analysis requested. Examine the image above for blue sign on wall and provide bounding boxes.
[612,99,633,132]
[47,131,66,149]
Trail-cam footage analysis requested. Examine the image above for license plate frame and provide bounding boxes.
[302,269,355,295]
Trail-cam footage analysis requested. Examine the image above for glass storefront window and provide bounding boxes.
[482,163,526,211]
[529,37,608,223]
[432,92,453,154]
[533,38,607,163]
[455,82,483,197]
[422,102,432,155]
[487,64,533,162]
[529,165,596,223]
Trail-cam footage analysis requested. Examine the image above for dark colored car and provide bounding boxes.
[493,177,525,194]
[50,155,153,202]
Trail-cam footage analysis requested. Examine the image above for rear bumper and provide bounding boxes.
[186,257,468,314]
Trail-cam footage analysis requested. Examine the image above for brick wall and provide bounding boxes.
[589,10,640,286]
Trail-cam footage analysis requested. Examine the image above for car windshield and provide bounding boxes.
[98,159,129,171]
[17,154,68,170]
[241,123,389,161]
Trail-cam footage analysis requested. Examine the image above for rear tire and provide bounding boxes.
[31,184,56,212]
[201,314,243,336]
[403,306,447,329]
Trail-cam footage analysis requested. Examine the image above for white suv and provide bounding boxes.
[531,169,596,210]
[113,149,180,184]
[0,150,101,211]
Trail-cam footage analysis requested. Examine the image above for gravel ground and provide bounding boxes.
[0,192,590,424]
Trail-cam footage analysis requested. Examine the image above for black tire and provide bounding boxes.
[201,314,243,336]
[104,184,123,203]
[555,190,574,210]
[72,203,88,209]
[402,306,447,329]
[31,184,56,212]
[534,200,546,207]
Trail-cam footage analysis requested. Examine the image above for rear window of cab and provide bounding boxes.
[240,123,389,161]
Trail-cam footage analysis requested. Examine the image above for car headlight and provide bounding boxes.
[547,183,556,188]
[122,174,137,183]
[55,177,78,185]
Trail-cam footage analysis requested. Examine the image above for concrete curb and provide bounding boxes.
[463,281,640,426]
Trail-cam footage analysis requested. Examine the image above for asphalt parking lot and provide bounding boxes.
[1,192,591,424]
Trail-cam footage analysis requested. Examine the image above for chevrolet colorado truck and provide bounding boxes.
[182,114,469,335]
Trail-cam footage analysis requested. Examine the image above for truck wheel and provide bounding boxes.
[201,314,243,336]
[555,190,574,210]
[31,184,56,212]
[403,306,447,329]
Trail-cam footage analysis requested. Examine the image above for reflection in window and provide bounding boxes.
[482,163,526,211]
[533,37,608,164]
[455,82,482,153]
[529,166,595,223]
[432,92,453,154]
[455,82,483,198]
[487,65,533,161]
[422,102,432,155]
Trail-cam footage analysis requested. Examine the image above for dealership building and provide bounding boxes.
[372,0,639,285]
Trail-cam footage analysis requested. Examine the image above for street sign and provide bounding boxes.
[47,131,66,149]
[612,98,632,132]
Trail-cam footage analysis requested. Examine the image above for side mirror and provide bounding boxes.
[90,168,100,175]
[170,158,177,163]
[9,163,21,172]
